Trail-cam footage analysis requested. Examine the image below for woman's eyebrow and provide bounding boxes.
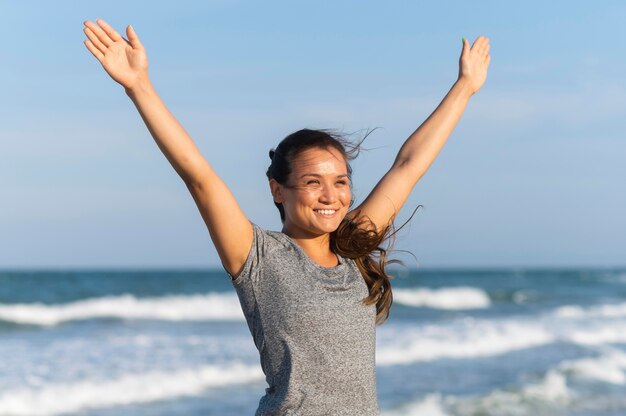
[298,173,349,178]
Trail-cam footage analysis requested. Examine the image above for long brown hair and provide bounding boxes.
[266,128,401,325]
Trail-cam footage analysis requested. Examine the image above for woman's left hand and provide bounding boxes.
[458,36,491,94]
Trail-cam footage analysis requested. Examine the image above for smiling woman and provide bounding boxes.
[83,17,490,416]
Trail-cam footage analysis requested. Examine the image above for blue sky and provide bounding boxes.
[1,1,625,269]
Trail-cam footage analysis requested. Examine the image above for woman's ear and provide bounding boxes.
[269,179,283,203]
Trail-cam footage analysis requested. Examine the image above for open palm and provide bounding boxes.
[83,19,148,90]
[459,36,491,94]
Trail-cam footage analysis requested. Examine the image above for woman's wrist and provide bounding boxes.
[124,72,153,98]
[453,77,475,99]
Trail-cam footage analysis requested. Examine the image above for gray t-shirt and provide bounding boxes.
[229,223,379,415]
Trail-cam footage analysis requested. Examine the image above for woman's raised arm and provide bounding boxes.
[350,36,491,230]
[83,19,252,277]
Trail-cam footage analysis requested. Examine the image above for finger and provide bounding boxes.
[475,37,490,56]
[472,35,488,52]
[96,18,123,42]
[83,27,107,55]
[126,25,143,49]
[482,37,491,53]
[84,40,104,62]
[485,54,491,66]
[83,20,113,47]
[471,36,482,50]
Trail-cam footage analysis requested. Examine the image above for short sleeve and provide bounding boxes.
[226,223,266,286]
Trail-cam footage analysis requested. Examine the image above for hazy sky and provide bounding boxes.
[1,1,625,269]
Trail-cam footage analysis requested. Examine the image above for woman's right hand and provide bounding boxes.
[83,19,148,91]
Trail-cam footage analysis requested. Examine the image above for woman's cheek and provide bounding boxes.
[340,186,351,201]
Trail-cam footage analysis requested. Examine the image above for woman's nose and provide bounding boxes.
[318,185,337,203]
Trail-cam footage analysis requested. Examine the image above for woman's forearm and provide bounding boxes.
[393,78,473,178]
[125,78,209,186]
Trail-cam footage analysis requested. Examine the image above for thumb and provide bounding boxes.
[461,37,469,56]
[126,25,143,49]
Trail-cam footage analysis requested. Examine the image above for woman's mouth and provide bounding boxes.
[314,209,337,216]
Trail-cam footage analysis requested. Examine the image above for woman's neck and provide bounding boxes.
[282,229,338,267]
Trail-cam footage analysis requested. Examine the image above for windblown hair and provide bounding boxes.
[266,128,400,325]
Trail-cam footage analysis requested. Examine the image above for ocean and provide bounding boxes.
[1,268,626,416]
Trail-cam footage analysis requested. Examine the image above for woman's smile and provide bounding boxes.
[314,209,338,217]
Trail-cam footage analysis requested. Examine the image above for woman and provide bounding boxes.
[83,19,490,415]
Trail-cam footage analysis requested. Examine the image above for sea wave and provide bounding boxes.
[381,345,626,415]
[598,272,626,284]
[551,302,626,346]
[382,368,570,416]
[377,300,626,365]
[381,393,450,416]
[564,324,626,346]
[555,302,626,319]
[558,346,626,385]
[0,292,245,326]
[449,369,571,415]
[393,287,491,310]
[376,319,554,365]
[0,362,263,416]
[0,286,492,327]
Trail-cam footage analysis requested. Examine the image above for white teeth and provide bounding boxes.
[316,209,336,215]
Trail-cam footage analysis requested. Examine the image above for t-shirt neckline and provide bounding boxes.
[279,232,346,272]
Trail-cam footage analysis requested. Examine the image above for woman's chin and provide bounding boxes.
[314,218,345,234]
[284,212,347,237]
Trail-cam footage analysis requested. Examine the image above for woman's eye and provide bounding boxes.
[336,180,348,185]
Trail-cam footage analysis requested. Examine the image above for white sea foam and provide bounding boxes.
[565,325,626,346]
[0,362,263,416]
[451,369,571,415]
[377,319,554,365]
[555,302,626,319]
[0,292,245,326]
[551,301,626,346]
[381,393,450,416]
[522,369,571,402]
[376,300,626,365]
[393,287,491,310]
[0,286,491,326]
[558,347,626,385]
[381,369,570,416]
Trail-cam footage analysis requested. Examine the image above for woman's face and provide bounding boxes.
[271,146,351,238]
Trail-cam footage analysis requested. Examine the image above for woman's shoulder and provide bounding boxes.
[250,223,293,252]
